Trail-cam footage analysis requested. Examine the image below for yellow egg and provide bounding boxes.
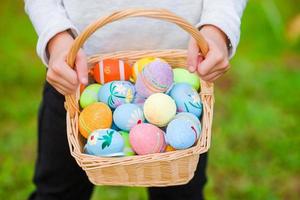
[143,93,176,127]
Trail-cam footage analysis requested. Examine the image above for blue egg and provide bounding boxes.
[113,103,145,131]
[174,112,202,139]
[84,129,124,157]
[98,81,135,109]
[169,83,203,117]
[166,118,198,150]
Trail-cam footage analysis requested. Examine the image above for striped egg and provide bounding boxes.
[131,57,166,82]
[92,59,132,84]
[135,60,173,98]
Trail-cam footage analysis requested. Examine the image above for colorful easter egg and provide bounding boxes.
[165,145,176,152]
[129,123,166,155]
[98,81,135,109]
[92,59,132,84]
[173,68,200,91]
[135,60,173,98]
[79,102,112,138]
[113,103,145,131]
[174,112,202,139]
[143,93,176,127]
[79,83,101,108]
[131,57,166,82]
[84,129,124,157]
[166,118,199,150]
[119,131,135,156]
[169,83,203,118]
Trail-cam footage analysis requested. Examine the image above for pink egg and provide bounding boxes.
[129,123,166,155]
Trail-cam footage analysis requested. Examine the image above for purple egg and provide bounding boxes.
[135,60,173,98]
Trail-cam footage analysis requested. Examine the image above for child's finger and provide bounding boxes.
[197,50,220,77]
[47,67,77,91]
[187,38,200,73]
[52,73,78,92]
[75,50,88,85]
[201,70,225,82]
[56,62,79,86]
[53,83,70,95]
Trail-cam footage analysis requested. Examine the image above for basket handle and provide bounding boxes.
[65,8,212,117]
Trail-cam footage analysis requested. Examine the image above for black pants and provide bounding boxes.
[29,82,208,200]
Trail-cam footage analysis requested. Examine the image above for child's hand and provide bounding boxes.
[187,25,230,82]
[47,31,88,95]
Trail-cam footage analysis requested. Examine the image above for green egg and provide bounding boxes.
[173,68,200,91]
[80,84,102,108]
[119,131,135,156]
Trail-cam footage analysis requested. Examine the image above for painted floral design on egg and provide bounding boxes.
[113,103,145,131]
[98,81,135,109]
[98,129,114,149]
[169,83,203,118]
[84,129,124,157]
[88,131,99,146]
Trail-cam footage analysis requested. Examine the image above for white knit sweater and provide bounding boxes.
[24,0,247,65]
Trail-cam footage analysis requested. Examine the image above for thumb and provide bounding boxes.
[187,38,200,73]
[75,49,88,85]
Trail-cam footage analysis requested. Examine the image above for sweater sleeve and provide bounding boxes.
[197,0,247,58]
[24,0,79,66]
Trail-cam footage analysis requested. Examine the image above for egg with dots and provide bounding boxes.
[79,102,112,138]
[143,93,176,127]
[84,129,124,157]
[131,57,166,82]
[135,60,173,98]
[98,81,135,109]
[119,131,135,156]
[173,68,200,91]
[113,103,145,131]
[79,83,101,109]
[169,83,203,118]
[166,117,200,150]
[91,59,132,84]
[129,123,166,155]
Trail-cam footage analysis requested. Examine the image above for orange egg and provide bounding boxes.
[92,59,132,84]
[165,145,176,152]
[79,102,112,138]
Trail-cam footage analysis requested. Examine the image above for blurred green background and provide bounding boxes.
[0,0,299,199]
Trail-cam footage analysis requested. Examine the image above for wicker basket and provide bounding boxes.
[65,8,214,187]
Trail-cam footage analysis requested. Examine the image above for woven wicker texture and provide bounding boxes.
[65,8,214,186]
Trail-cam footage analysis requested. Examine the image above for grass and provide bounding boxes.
[0,0,299,199]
